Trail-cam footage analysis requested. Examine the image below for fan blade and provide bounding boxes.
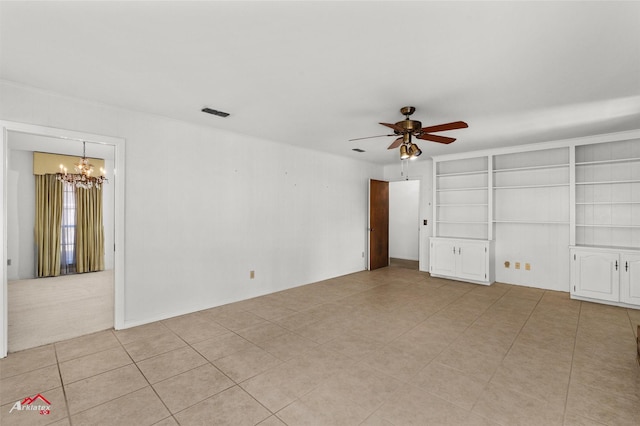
[387,137,404,149]
[417,133,456,144]
[380,122,405,133]
[348,134,395,141]
[419,121,468,133]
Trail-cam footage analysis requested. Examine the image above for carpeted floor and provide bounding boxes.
[8,270,114,352]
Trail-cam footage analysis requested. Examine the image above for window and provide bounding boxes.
[60,183,76,274]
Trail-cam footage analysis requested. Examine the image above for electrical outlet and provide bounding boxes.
[7,259,11,266]
[362,251,365,258]
[250,270,255,279]
[504,261,510,268]
[515,262,521,270]
[525,263,531,271]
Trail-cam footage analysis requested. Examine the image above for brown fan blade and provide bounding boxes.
[348,134,395,142]
[417,133,456,144]
[387,137,404,149]
[419,121,468,133]
[380,122,405,133]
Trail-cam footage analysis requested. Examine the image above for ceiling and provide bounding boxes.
[1,1,639,165]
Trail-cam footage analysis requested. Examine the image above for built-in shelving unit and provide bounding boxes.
[489,148,571,291]
[493,147,570,225]
[431,130,640,295]
[434,156,489,240]
[575,140,640,248]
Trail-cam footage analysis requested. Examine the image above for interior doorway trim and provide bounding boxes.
[0,120,126,358]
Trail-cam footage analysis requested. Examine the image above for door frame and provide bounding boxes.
[388,179,421,265]
[0,120,126,358]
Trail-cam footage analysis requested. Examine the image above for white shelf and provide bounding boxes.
[434,156,490,240]
[436,170,488,177]
[576,224,640,228]
[574,139,640,250]
[576,157,640,166]
[436,221,488,224]
[494,220,569,224]
[572,244,640,251]
[493,163,569,173]
[576,201,640,205]
[494,183,569,190]
[436,187,487,192]
[438,203,488,207]
[576,179,640,185]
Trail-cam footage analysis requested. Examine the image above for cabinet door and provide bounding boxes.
[620,254,640,305]
[430,239,457,277]
[573,251,620,302]
[457,241,487,282]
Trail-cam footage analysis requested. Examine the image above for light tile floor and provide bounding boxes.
[1,267,639,425]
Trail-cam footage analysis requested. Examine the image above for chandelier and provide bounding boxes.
[57,141,108,189]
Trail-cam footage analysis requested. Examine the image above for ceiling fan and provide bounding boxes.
[350,106,468,159]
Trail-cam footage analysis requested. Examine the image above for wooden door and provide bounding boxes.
[369,179,389,270]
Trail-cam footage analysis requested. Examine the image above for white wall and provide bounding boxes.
[0,81,383,326]
[6,146,115,280]
[389,180,420,261]
[384,159,434,272]
[7,150,33,279]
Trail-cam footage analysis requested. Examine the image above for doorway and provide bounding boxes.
[389,180,420,270]
[1,121,126,358]
[369,179,420,271]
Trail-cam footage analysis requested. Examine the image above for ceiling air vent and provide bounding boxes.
[202,107,230,118]
[352,148,365,153]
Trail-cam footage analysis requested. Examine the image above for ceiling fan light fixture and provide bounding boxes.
[400,144,410,160]
[410,143,422,158]
[350,106,467,162]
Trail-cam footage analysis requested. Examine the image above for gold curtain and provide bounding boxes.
[75,186,105,273]
[35,174,63,277]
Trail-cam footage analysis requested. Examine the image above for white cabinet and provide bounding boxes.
[430,237,494,285]
[430,238,458,277]
[570,247,640,308]
[571,250,619,302]
[621,253,640,305]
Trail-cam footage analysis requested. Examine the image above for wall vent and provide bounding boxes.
[202,107,230,118]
